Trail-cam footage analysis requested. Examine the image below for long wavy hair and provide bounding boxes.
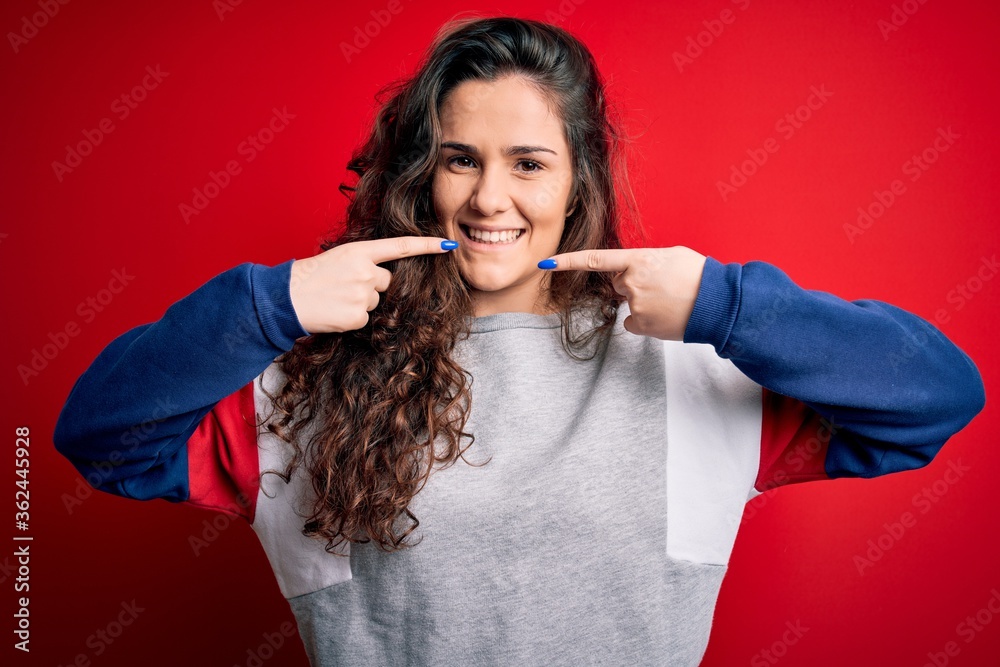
[261,15,646,554]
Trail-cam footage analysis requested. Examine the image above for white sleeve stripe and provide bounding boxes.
[664,340,763,565]
[250,363,352,599]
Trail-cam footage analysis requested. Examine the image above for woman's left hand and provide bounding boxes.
[540,246,708,341]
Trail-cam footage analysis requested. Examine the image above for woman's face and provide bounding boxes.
[432,75,576,317]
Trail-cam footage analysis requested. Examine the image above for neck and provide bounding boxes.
[471,285,557,317]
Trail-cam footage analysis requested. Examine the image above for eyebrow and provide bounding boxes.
[440,141,557,156]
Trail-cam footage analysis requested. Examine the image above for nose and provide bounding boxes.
[469,165,512,217]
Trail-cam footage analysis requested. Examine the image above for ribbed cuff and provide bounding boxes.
[250,259,310,351]
[682,256,742,353]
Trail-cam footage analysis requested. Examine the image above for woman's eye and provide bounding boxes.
[449,156,475,169]
[518,160,541,173]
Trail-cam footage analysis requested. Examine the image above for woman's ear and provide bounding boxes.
[566,195,579,218]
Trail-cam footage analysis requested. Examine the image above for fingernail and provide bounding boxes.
[538,259,557,269]
[441,240,458,250]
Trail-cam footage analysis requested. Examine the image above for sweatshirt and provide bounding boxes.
[52,255,986,666]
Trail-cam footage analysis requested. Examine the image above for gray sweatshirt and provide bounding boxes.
[254,304,760,666]
[53,257,985,665]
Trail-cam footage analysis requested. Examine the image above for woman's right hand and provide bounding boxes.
[289,236,457,334]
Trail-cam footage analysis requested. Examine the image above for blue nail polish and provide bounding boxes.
[441,240,459,250]
[538,259,557,269]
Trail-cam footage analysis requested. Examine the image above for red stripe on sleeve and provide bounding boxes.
[185,380,260,522]
[755,387,835,492]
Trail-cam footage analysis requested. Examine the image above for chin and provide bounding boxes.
[463,267,530,294]
[465,276,516,293]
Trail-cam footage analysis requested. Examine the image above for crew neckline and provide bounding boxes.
[464,301,622,334]
[465,311,563,333]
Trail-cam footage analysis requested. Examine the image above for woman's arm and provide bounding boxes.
[53,236,454,518]
[683,257,986,489]
[52,260,309,519]
[542,245,984,487]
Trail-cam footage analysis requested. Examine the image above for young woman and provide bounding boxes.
[54,15,985,666]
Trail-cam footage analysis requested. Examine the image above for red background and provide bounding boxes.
[3,0,999,665]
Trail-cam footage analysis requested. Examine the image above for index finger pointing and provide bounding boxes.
[538,249,635,272]
[362,236,458,265]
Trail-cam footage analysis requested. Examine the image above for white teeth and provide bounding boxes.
[466,227,522,244]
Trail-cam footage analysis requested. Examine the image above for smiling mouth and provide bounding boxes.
[459,224,525,245]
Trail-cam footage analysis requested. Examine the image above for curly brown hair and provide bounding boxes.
[259,15,646,555]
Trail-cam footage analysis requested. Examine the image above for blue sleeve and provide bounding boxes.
[683,256,986,478]
[52,260,310,501]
